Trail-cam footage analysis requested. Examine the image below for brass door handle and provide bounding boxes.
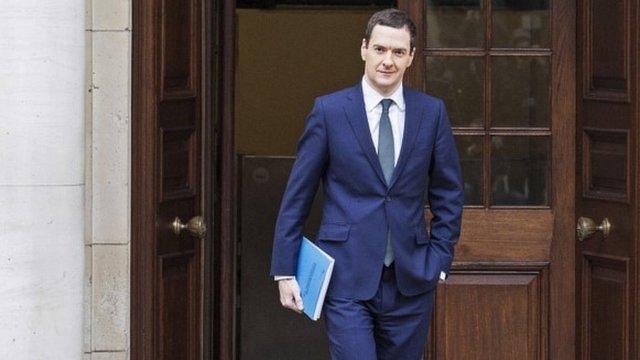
[172,216,206,239]
[576,217,611,242]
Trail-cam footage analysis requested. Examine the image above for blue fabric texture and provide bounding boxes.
[323,265,435,360]
[270,83,464,300]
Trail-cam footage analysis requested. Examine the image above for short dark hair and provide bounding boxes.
[364,9,417,51]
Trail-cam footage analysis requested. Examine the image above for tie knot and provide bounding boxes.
[380,99,393,113]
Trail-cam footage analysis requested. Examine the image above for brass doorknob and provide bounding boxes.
[172,216,206,238]
[576,217,611,242]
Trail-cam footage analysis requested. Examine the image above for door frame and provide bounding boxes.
[215,0,578,358]
[130,0,159,356]
[549,0,578,358]
[217,0,237,358]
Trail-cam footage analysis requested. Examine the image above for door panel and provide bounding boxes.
[132,0,216,358]
[157,0,202,356]
[398,0,576,358]
[576,0,638,358]
[435,264,549,359]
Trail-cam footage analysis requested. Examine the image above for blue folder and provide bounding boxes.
[296,236,335,321]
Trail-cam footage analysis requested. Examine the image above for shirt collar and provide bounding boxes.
[361,76,405,113]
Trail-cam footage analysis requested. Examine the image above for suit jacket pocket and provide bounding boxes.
[318,223,351,242]
[415,224,429,245]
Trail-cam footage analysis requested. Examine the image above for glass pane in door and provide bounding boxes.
[426,56,484,128]
[491,56,550,128]
[492,0,550,48]
[490,136,549,205]
[426,0,484,48]
[455,135,483,205]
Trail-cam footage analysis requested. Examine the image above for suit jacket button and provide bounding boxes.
[385,196,391,202]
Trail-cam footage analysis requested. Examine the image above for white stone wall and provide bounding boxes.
[84,0,131,358]
[0,0,132,359]
[0,1,86,359]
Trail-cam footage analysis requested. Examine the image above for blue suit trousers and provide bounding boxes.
[323,263,436,360]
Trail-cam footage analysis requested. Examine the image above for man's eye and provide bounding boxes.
[375,48,385,53]
[394,50,405,56]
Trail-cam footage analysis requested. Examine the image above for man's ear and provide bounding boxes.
[407,46,416,67]
[360,38,368,61]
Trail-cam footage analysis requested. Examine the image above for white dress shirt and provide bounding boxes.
[361,76,405,166]
[275,77,447,282]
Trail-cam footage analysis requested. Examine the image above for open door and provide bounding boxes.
[398,1,576,358]
[576,0,639,358]
[231,3,395,359]
[131,0,218,358]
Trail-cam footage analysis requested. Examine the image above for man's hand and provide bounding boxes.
[277,278,304,314]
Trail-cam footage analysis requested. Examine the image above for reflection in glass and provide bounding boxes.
[426,56,484,127]
[492,56,549,128]
[426,0,484,48]
[455,135,483,205]
[492,0,550,48]
[491,136,549,206]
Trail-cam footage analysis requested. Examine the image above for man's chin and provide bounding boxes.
[373,78,399,91]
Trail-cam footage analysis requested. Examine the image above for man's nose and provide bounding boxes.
[382,51,394,67]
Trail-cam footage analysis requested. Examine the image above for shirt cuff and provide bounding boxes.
[439,271,447,281]
[274,275,295,281]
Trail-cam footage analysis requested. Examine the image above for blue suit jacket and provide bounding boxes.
[270,83,463,300]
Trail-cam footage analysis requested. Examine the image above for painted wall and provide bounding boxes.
[0,0,131,359]
[0,1,85,358]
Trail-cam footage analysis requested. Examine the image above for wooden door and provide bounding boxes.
[131,0,218,358]
[398,1,576,358]
[576,0,639,358]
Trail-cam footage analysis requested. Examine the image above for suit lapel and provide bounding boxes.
[344,84,387,186]
[388,87,423,190]
[344,84,424,189]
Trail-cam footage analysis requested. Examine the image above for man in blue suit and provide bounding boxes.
[270,8,463,360]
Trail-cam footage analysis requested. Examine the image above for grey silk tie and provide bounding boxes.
[378,99,395,266]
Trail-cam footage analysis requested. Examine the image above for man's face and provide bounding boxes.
[361,24,415,95]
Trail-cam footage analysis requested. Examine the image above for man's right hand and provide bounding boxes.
[277,278,304,314]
